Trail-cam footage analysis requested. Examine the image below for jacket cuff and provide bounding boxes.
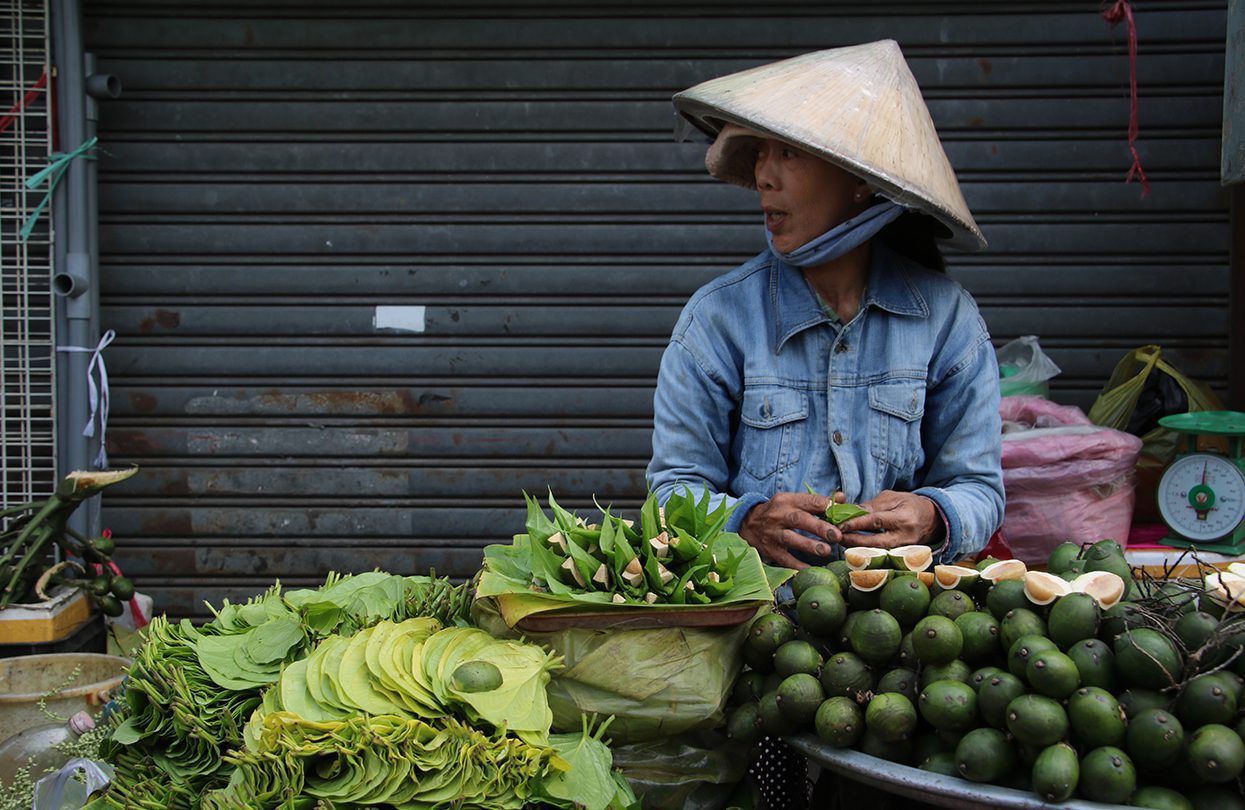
[914,486,961,563]
[724,492,770,535]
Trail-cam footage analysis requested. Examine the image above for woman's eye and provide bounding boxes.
[781,148,798,159]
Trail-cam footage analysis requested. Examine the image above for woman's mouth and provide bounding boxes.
[764,208,787,233]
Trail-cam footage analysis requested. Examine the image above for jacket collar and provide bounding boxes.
[772,241,930,353]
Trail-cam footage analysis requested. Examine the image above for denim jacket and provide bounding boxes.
[646,242,1004,562]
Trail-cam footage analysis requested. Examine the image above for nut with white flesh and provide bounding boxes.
[623,558,645,588]
[708,571,721,585]
[685,580,696,592]
[1023,571,1072,605]
[547,532,568,554]
[561,557,587,588]
[611,593,627,604]
[592,563,611,588]
[979,559,1027,582]
[644,592,659,604]
[649,531,670,559]
[1068,571,1125,609]
[656,563,675,586]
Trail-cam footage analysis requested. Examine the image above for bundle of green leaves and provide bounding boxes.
[96,572,637,810]
[479,488,784,612]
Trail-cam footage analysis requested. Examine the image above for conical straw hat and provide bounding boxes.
[673,40,985,251]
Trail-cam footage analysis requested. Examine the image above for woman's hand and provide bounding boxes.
[738,492,843,569]
[837,490,942,549]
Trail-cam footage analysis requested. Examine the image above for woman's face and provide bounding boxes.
[753,138,868,254]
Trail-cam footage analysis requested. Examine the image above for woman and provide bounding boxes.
[647,41,1005,570]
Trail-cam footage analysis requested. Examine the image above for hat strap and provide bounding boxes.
[766,201,904,268]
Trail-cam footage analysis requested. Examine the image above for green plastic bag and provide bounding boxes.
[1088,344,1223,464]
[472,597,757,745]
[1088,345,1223,523]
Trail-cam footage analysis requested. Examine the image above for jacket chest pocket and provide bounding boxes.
[737,387,809,481]
[868,381,926,471]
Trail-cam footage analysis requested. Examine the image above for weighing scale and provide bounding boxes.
[1156,411,1245,556]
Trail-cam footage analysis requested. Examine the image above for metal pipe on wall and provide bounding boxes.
[51,0,119,538]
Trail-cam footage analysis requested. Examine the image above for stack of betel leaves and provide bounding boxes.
[93,570,637,810]
[477,488,787,626]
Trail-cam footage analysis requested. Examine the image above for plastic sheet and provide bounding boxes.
[999,396,1142,564]
[609,730,751,810]
[473,597,757,744]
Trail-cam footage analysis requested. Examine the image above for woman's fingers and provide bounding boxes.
[766,546,810,571]
[782,529,834,560]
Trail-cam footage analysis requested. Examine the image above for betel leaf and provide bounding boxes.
[826,501,869,525]
[524,490,560,545]
[522,532,576,595]
[638,492,662,550]
[536,718,625,810]
[546,490,579,535]
[805,484,870,525]
[667,526,704,564]
[564,535,603,591]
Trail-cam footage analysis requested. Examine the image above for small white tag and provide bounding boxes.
[374,305,426,333]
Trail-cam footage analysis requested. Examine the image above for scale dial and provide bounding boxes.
[1158,452,1245,542]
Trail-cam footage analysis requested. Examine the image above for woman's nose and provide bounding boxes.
[755,153,777,189]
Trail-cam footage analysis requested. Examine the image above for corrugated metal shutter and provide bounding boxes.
[85,0,1231,619]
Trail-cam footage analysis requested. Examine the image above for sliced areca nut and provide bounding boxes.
[561,557,587,588]
[1207,571,1245,602]
[547,532,568,554]
[621,518,635,528]
[708,571,721,584]
[848,568,891,592]
[649,531,670,558]
[611,593,627,604]
[844,547,890,571]
[685,580,696,592]
[934,564,979,590]
[887,544,933,572]
[1023,571,1072,605]
[644,592,659,604]
[1068,571,1126,609]
[592,563,611,588]
[979,559,1027,582]
[657,563,675,585]
[623,558,645,587]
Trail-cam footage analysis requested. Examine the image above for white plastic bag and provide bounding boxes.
[997,335,1061,398]
[31,758,113,810]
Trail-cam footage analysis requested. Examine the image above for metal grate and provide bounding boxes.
[1,0,56,508]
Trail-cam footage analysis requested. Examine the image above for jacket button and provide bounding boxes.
[835,341,849,353]
[833,431,843,445]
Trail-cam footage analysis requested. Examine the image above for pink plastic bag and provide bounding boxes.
[999,396,1143,565]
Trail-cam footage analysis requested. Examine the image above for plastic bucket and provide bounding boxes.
[0,653,128,743]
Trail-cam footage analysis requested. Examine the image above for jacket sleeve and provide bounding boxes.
[645,338,768,532]
[912,312,1006,562]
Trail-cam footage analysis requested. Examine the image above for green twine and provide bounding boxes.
[19,136,99,242]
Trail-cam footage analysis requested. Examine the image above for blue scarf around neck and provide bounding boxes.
[766,200,904,267]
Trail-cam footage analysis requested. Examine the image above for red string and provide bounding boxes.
[1102,0,1150,196]
[0,68,48,135]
